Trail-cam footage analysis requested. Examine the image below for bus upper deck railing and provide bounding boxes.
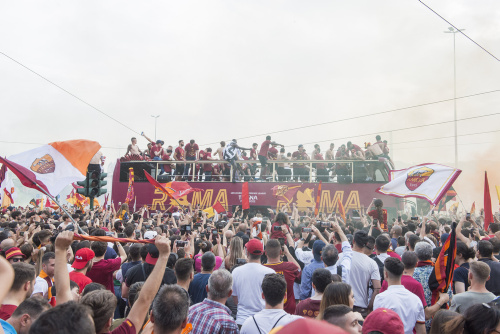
[118,158,392,183]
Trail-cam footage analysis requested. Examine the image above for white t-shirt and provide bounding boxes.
[374,285,425,334]
[232,263,275,325]
[339,251,380,308]
[32,276,49,298]
[240,309,301,334]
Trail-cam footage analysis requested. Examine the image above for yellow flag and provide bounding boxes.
[203,206,215,218]
[496,186,500,205]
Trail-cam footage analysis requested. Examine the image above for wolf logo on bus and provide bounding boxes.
[405,166,434,191]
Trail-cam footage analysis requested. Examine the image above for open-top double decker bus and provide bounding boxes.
[111,158,402,217]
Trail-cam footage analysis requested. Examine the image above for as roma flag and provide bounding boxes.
[125,167,135,204]
[484,171,494,231]
[429,222,457,307]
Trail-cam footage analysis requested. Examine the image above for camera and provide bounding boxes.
[135,231,140,238]
[246,228,251,236]
[320,222,330,227]
[397,216,401,223]
[278,238,285,246]
[411,217,418,221]
[176,240,188,247]
[212,230,219,236]
[302,227,312,233]
[372,218,378,226]
[236,258,247,265]
[273,225,281,231]
[466,213,471,220]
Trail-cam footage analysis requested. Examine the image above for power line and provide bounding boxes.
[0,51,141,135]
[418,0,500,62]
[0,140,123,150]
[200,89,500,146]
[292,111,500,147]
[391,129,500,146]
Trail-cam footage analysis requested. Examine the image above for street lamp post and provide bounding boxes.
[151,115,160,141]
[444,27,464,168]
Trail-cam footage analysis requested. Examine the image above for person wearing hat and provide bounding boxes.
[362,308,405,334]
[299,240,326,300]
[232,238,275,327]
[291,144,309,182]
[5,247,26,264]
[69,248,95,293]
[373,258,425,334]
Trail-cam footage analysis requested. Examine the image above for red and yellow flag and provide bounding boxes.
[314,181,322,216]
[484,171,493,231]
[337,197,346,222]
[125,167,135,204]
[470,202,476,215]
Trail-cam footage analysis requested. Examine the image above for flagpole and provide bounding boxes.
[33,183,88,235]
[164,186,185,210]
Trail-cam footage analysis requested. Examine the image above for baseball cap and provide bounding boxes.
[245,239,264,255]
[5,247,25,260]
[362,308,404,334]
[144,231,158,240]
[312,240,326,262]
[268,317,348,334]
[72,248,95,269]
[145,244,160,265]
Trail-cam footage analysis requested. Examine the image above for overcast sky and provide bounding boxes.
[1,0,499,208]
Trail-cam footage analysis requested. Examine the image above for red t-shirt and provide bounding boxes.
[295,298,321,318]
[292,151,308,168]
[387,250,402,260]
[368,209,388,231]
[86,258,122,293]
[185,143,199,158]
[174,146,185,160]
[268,147,279,160]
[250,148,257,160]
[150,144,163,158]
[270,223,291,243]
[334,243,343,254]
[161,154,173,172]
[201,152,213,172]
[0,304,17,320]
[109,319,136,334]
[258,140,272,157]
[380,275,427,307]
[313,152,325,169]
[263,261,301,314]
[69,271,93,293]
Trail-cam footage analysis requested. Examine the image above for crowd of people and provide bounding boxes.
[1,199,500,334]
[122,134,393,183]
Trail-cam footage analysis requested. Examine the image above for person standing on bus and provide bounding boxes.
[258,136,284,181]
[184,139,199,181]
[267,143,279,181]
[292,144,309,182]
[175,140,186,181]
[314,146,328,182]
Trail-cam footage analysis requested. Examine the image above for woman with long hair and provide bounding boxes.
[223,236,245,270]
[443,301,500,334]
[429,310,461,334]
[317,282,355,320]
[453,241,476,294]
[270,212,292,242]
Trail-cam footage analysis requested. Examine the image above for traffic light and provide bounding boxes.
[76,176,90,197]
[89,171,107,197]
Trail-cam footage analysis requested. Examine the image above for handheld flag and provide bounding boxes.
[496,186,500,205]
[437,187,457,212]
[337,197,346,222]
[470,202,476,215]
[429,222,457,306]
[125,167,135,204]
[202,201,226,219]
[314,181,322,216]
[213,201,226,214]
[376,163,461,205]
[484,171,493,231]
[1,140,100,196]
[242,182,250,210]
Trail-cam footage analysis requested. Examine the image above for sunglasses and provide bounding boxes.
[11,258,23,263]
